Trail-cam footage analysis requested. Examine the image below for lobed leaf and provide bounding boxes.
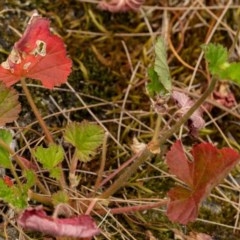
[0,14,72,89]
[52,191,69,205]
[203,43,240,84]
[202,43,228,75]
[34,144,64,168]
[34,144,64,180]
[64,121,104,162]
[166,140,239,224]
[0,179,28,209]
[221,62,240,85]
[0,171,35,209]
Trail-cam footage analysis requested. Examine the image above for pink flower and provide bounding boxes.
[18,206,100,238]
[98,0,144,12]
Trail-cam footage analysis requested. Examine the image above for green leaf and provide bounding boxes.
[34,144,64,180]
[147,37,171,96]
[147,67,167,96]
[0,129,12,168]
[202,43,228,75]
[0,170,35,209]
[64,121,104,162]
[52,191,69,205]
[0,83,21,126]
[221,62,240,84]
[49,167,61,180]
[154,37,171,92]
[0,179,27,209]
[34,144,64,169]
[203,43,240,84]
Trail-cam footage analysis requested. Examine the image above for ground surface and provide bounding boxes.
[1,0,240,239]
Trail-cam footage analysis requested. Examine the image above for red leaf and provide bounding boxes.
[18,206,100,238]
[0,14,72,89]
[98,0,144,12]
[166,140,239,224]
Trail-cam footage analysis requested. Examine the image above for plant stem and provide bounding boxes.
[20,78,54,144]
[94,132,108,192]
[99,148,152,199]
[21,78,67,188]
[99,77,218,199]
[95,199,168,215]
[28,190,52,206]
[69,150,79,188]
[152,113,162,142]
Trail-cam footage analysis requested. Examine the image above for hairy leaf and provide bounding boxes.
[64,121,104,162]
[221,62,240,84]
[203,43,240,84]
[0,83,21,125]
[0,179,28,209]
[52,191,69,205]
[202,43,228,75]
[34,144,64,180]
[166,140,239,224]
[18,206,100,238]
[147,37,171,96]
[154,37,171,92]
[0,14,72,89]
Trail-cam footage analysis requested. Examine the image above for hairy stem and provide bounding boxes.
[20,78,54,144]
[28,190,52,206]
[69,150,79,188]
[21,78,67,188]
